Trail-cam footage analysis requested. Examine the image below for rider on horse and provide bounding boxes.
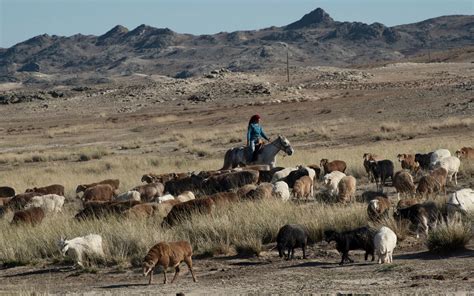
[247,114,270,161]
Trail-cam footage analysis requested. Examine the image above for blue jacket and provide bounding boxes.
[247,123,269,144]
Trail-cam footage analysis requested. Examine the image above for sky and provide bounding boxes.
[0,0,472,48]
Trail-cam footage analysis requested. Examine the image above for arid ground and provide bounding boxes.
[0,61,473,294]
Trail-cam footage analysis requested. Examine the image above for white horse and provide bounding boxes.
[221,135,294,170]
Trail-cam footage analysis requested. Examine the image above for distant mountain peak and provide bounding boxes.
[286,8,334,30]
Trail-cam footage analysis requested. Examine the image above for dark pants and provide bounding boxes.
[248,139,259,161]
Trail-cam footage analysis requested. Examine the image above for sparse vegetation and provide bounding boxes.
[426,220,472,253]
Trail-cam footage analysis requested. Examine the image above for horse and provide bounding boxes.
[221,135,294,170]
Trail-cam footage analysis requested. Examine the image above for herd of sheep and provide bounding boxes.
[0,145,472,284]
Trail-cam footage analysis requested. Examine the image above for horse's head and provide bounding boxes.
[276,135,294,156]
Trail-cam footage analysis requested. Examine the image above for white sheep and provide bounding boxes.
[114,190,141,202]
[323,171,346,196]
[25,194,64,214]
[273,181,290,201]
[297,165,316,182]
[58,234,105,267]
[447,188,474,216]
[374,226,397,264]
[176,191,195,203]
[271,167,297,183]
[430,149,451,168]
[435,156,460,185]
[157,193,175,203]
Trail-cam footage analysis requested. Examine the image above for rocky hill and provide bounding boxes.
[0,8,472,84]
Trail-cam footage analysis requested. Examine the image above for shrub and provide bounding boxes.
[426,220,472,253]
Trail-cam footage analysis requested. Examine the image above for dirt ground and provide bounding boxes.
[1,239,473,294]
[0,61,473,294]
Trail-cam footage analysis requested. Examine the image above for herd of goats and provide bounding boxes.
[0,146,472,284]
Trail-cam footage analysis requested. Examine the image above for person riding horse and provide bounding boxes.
[247,114,270,162]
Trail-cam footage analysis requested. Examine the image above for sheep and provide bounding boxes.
[292,176,313,200]
[76,179,120,195]
[271,167,298,183]
[276,224,309,260]
[324,227,375,265]
[141,173,176,184]
[273,181,290,201]
[393,201,441,238]
[392,171,416,200]
[456,147,474,160]
[320,159,347,176]
[125,203,160,218]
[82,184,116,203]
[25,184,64,196]
[446,188,474,217]
[75,200,140,220]
[429,149,451,168]
[132,183,164,202]
[306,164,322,180]
[254,183,274,200]
[396,198,420,210]
[208,192,240,205]
[363,153,379,182]
[142,241,197,285]
[369,160,394,192]
[434,156,460,185]
[11,207,45,226]
[415,152,433,171]
[323,171,346,196]
[176,191,195,203]
[367,196,391,222]
[257,166,285,183]
[416,175,441,199]
[0,186,15,198]
[115,190,141,202]
[337,176,356,203]
[58,234,105,267]
[25,194,65,214]
[156,193,175,203]
[283,167,311,188]
[374,226,397,264]
[361,191,388,203]
[162,198,215,227]
[203,170,259,195]
[0,197,12,207]
[7,192,44,210]
[236,184,257,199]
[429,167,448,194]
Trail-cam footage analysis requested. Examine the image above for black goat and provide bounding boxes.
[415,152,433,170]
[393,201,441,238]
[276,224,309,260]
[324,226,375,265]
[369,160,394,192]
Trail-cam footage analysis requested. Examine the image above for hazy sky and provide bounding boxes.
[1,0,472,48]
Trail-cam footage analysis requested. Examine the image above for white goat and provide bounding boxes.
[25,194,64,214]
[430,149,451,168]
[58,234,105,267]
[323,171,346,196]
[297,165,316,182]
[272,181,290,201]
[271,167,297,183]
[114,190,141,202]
[435,156,460,185]
[374,226,397,264]
[447,188,474,216]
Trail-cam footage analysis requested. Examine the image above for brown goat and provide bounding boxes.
[25,184,64,196]
[208,192,240,205]
[396,198,420,209]
[143,241,197,285]
[338,176,356,203]
[293,176,313,200]
[11,207,45,226]
[363,153,379,182]
[132,183,164,202]
[416,175,441,199]
[456,147,474,160]
[82,184,116,203]
[430,167,448,195]
[162,198,215,227]
[393,171,416,200]
[236,184,257,199]
[0,197,12,207]
[320,159,347,176]
[76,179,120,194]
[396,154,418,172]
[367,197,391,222]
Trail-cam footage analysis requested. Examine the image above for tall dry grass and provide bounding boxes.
[0,200,367,266]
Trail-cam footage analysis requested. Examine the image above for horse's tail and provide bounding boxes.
[220,148,233,171]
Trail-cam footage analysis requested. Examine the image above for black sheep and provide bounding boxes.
[276,224,309,260]
[415,152,433,170]
[324,226,375,265]
[282,168,309,188]
[393,201,441,238]
[369,160,394,192]
[0,186,15,198]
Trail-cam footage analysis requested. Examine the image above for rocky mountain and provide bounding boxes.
[0,8,472,83]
